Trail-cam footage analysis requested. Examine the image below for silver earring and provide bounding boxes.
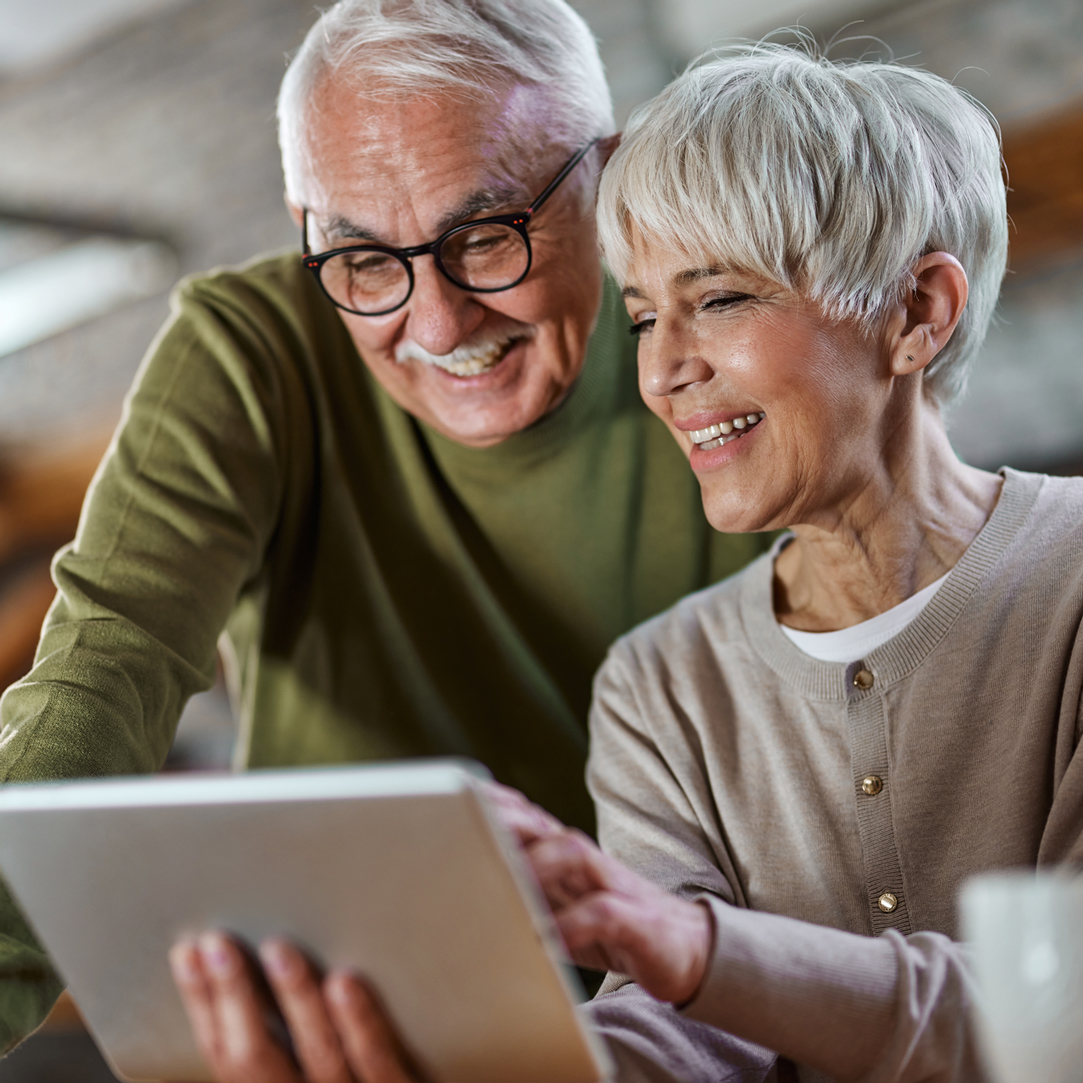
[906,355,915,362]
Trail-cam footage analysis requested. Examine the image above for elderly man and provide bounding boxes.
[0,0,767,1050]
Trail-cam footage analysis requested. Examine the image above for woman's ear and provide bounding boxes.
[892,252,969,377]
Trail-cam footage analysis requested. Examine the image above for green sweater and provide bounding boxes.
[0,253,768,1047]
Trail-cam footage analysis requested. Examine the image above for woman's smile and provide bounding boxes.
[621,239,886,535]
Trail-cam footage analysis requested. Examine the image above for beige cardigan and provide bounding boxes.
[583,469,1083,1083]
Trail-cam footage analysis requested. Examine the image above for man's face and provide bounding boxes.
[293,80,604,448]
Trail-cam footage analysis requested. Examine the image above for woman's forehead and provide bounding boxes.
[622,235,776,297]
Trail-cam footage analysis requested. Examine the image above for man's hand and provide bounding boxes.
[169,934,420,1083]
[482,784,713,1006]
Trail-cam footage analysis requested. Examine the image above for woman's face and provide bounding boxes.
[622,235,896,534]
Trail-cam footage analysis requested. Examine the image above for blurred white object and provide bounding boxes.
[960,871,1083,1083]
[0,235,176,358]
[0,0,190,74]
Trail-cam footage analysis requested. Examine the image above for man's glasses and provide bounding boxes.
[301,140,597,317]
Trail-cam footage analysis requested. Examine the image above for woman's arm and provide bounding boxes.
[516,794,983,1083]
[575,644,995,1083]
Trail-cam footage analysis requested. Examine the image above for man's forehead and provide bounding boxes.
[299,76,560,237]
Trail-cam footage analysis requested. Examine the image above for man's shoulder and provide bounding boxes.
[173,249,315,316]
[161,249,355,381]
[607,551,770,673]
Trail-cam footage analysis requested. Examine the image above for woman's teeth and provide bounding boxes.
[690,412,765,451]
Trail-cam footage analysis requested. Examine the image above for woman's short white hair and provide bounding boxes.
[597,41,1009,404]
[278,0,614,207]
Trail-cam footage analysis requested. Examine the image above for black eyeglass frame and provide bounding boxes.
[301,139,598,317]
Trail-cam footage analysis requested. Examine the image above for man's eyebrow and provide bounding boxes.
[621,285,645,299]
[322,215,382,243]
[434,186,524,235]
[319,186,525,248]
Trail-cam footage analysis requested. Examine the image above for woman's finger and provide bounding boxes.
[523,830,617,908]
[325,972,419,1083]
[259,938,354,1083]
[554,890,712,1005]
[195,931,300,1083]
[478,781,564,844]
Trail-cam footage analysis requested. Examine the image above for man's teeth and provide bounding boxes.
[690,412,765,450]
[430,340,510,376]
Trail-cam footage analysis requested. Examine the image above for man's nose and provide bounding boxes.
[402,259,486,356]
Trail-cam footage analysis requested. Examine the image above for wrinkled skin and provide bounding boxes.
[291,78,613,448]
[620,237,1002,631]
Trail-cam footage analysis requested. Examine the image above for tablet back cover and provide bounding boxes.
[0,762,608,1083]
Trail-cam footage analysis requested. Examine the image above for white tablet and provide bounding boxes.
[0,760,611,1083]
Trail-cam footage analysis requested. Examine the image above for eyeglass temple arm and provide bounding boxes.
[525,139,599,217]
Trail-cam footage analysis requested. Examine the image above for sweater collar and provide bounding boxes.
[738,468,1045,701]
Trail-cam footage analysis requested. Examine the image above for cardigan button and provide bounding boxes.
[853,669,874,690]
[861,775,884,796]
[878,892,899,913]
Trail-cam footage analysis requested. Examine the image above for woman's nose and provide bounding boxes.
[637,322,715,400]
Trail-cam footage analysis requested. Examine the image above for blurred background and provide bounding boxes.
[0,0,1081,1077]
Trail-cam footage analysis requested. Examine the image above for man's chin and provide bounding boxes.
[415,343,557,447]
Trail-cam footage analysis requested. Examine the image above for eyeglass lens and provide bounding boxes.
[317,222,530,315]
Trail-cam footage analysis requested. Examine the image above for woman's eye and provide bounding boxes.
[701,293,748,312]
[628,319,655,337]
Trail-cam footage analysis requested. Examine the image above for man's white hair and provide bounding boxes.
[278,0,614,207]
[597,41,1009,405]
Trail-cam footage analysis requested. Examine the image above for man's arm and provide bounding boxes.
[0,270,299,1045]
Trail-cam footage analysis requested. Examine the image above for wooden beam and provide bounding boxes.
[1002,101,1083,276]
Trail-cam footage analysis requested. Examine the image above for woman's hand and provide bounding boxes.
[482,783,713,1006]
[169,933,421,1083]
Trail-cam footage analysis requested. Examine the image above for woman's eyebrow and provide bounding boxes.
[621,267,730,299]
[674,266,728,286]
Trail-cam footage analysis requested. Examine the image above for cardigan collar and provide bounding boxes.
[737,468,1044,701]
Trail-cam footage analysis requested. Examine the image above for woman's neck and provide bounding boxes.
[773,404,1002,633]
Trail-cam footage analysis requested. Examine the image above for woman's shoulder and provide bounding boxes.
[999,468,1083,559]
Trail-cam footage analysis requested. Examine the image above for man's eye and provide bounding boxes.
[628,319,655,337]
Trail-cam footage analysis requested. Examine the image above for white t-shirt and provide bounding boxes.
[779,572,950,663]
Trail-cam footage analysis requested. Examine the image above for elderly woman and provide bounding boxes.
[172,44,1083,1083]
[526,42,1083,1081]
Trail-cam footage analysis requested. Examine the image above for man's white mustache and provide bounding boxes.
[395,327,534,376]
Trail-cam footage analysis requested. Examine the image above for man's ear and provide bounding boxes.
[285,197,304,229]
[596,132,622,169]
[892,252,968,377]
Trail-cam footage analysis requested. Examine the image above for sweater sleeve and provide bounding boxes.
[583,981,782,1083]
[684,899,984,1083]
[0,271,298,1049]
[586,643,993,1083]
